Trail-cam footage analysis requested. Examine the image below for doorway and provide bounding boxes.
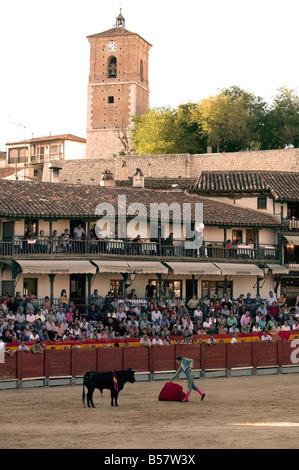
[70,274,86,301]
[186,279,198,300]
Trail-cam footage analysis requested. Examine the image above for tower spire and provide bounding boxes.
[116,8,125,27]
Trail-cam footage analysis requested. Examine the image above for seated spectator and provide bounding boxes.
[266,291,277,308]
[221,304,231,317]
[281,320,291,331]
[229,324,240,334]
[227,312,238,330]
[18,339,30,353]
[268,301,279,320]
[252,322,261,333]
[140,332,151,348]
[261,330,272,341]
[161,325,171,338]
[31,340,44,354]
[257,302,267,317]
[193,305,203,321]
[187,295,199,312]
[152,334,163,347]
[163,334,172,346]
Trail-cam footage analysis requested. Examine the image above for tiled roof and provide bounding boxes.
[5,134,86,146]
[193,171,299,202]
[87,26,152,46]
[0,179,280,227]
[115,178,197,191]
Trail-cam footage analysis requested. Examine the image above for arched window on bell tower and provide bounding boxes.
[108,57,117,78]
[140,59,144,82]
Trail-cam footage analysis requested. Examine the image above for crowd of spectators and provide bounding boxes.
[0,288,298,351]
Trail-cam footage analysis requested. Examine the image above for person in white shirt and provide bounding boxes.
[152,334,163,347]
[26,312,36,324]
[281,321,291,331]
[73,224,85,239]
[261,331,272,341]
[266,291,277,307]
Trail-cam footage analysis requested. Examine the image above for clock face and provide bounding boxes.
[107,41,117,53]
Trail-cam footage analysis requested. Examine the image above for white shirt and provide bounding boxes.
[73,227,85,239]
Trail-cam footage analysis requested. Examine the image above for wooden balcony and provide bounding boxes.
[0,237,280,262]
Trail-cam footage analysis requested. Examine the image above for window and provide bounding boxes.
[110,280,123,295]
[23,278,38,297]
[232,230,243,244]
[202,281,233,300]
[257,197,267,210]
[108,96,114,104]
[140,59,144,81]
[148,279,182,298]
[108,57,117,78]
[8,149,18,164]
[24,218,39,236]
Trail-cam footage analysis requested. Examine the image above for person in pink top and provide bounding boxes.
[66,308,73,323]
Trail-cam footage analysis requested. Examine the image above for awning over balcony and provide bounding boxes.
[266,264,289,274]
[165,262,221,276]
[214,263,264,276]
[15,259,97,275]
[92,260,168,274]
[284,235,299,246]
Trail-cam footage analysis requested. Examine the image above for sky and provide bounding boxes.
[0,0,298,150]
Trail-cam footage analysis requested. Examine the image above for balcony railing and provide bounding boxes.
[0,237,280,261]
[283,218,299,232]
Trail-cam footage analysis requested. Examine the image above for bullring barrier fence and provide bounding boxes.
[1,332,299,388]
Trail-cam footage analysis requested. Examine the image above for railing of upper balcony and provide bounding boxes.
[0,237,280,261]
[283,218,299,232]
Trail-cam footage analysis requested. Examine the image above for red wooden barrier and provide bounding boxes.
[0,340,297,383]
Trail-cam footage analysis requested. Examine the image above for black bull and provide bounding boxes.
[82,368,136,407]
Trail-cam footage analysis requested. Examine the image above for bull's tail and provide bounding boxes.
[82,380,86,408]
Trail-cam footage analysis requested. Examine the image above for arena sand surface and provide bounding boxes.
[1,374,298,449]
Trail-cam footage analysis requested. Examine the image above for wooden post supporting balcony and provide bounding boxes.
[48,274,56,304]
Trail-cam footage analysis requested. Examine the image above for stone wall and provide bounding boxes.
[42,148,299,185]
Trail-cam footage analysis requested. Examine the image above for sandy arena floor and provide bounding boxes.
[1,374,298,449]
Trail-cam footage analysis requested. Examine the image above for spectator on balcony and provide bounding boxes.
[60,229,71,253]
[188,295,199,312]
[268,301,280,320]
[193,305,203,322]
[221,293,232,310]
[145,281,155,299]
[7,297,18,314]
[26,299,36,316]
[261,330,272,341]
[38,230,47,254]
[152,333,163,347]
[217,313,227,329]
[288,315,296,329]
[278,292,287,309]
[151,308,162,325]
[128,289,137,300]
[55,307,65,323]
[221,304,231,318]
[229,323,240,334]
[266,291,277,307]
[87,303,99,324]
[241,311,252,328]
[157,296,167,312]
[139,332,151,347]
[248,301,258,318]
[164,232,174,256]
[15,308,26,330]
[66,308,74,324]
[258,315,267,330]
[26,309,36,324]
[30,339,44,354]
[226,312,238,330]
[257,302,267,318]
[46,317,56,340]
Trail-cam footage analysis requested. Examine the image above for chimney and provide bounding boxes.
[100,170,115,187]
[118,160,129,180]
[48,163,62,183]
[132,168,144,188]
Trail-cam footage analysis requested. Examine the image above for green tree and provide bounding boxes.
[131,107,176,154]
[195,92,253,152]
[260,87,299,149]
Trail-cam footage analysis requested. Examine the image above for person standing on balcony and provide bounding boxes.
[170,356,205,402]
[73,223,85,253]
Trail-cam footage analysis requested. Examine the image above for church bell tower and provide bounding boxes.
[86,10,152,159]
